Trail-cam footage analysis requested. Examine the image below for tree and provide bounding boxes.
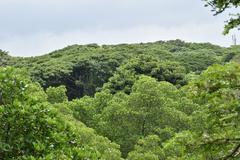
[204,0,240,34]
[0,67,122,159]
[46,85,68,104]
[185,62,240,159]
[103,55,187,94]
[127,135,164,160]
[93,76,190,157]
[164,62,240,159]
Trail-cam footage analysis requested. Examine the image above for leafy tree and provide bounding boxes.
[46,85,68,104]
[0,41,227,99]
[176,49,220,73]
[0,67,122,159]
[204,0,240,34]
[0,40,237,159]
[125,63,240,160]
[0,50,13,67]
[93,76,190,157]
[162,131,200,160]
[224,45,240,63]
[103,55,187,94]
[127,135,164,160]
[163,62,240,159]
[186,62,240,159]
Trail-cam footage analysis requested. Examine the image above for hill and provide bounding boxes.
[1,40,239,100]
[1,40,240,159]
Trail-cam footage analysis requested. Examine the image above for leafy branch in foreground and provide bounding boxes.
[204,0,240,34]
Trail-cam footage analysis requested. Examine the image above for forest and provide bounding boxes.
[0,40,240,159]
[1,0,240,159]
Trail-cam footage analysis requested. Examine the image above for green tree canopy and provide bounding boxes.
[46,85,68,104]
[0,67,122,159]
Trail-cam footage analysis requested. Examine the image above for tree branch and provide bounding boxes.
[221,143,240,160]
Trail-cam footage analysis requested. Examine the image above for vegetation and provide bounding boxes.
[0,40,240,159]
[1,40,236,99]
[204,0,240,34]
[0,67,122,159]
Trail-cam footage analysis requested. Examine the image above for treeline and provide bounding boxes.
[0,40,240,159]
[2,40,240,99]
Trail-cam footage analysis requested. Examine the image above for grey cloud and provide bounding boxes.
[0,0,237,56]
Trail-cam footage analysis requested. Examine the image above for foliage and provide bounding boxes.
[183,62,240,159]
[0,67,122,159]
[204,0,240,34]
[0,40,240,159]
[127,135,164,160]
[46,85,68,104]
[73,76,191,157]
[127,63,240,159]
[1,40,229,99]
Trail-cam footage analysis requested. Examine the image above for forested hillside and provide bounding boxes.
[0,40,240,159]
[1,40,239,99]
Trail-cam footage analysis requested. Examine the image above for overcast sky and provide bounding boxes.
[0,0,239,56]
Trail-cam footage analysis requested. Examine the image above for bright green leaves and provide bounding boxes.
[162,131,199,160]
[1,41,228,100]
[46,85,68,104]
[176,50,220,73]
[0,42,239,159]
[0,67,122,159]
[127,135,165,160]
[128,76,190,135]
[184,63,240,159]
[103,55,187,94]
[0,67,30,105]
[93,62,240,159]
[162,62,240,159]
[79,76,191,157]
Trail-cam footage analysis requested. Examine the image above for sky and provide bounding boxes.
[0,0,239,57]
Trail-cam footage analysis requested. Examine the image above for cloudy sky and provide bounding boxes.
[0,0,239,56]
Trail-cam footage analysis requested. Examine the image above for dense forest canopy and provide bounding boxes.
[0,40,240,159]
[2,40,239,99]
